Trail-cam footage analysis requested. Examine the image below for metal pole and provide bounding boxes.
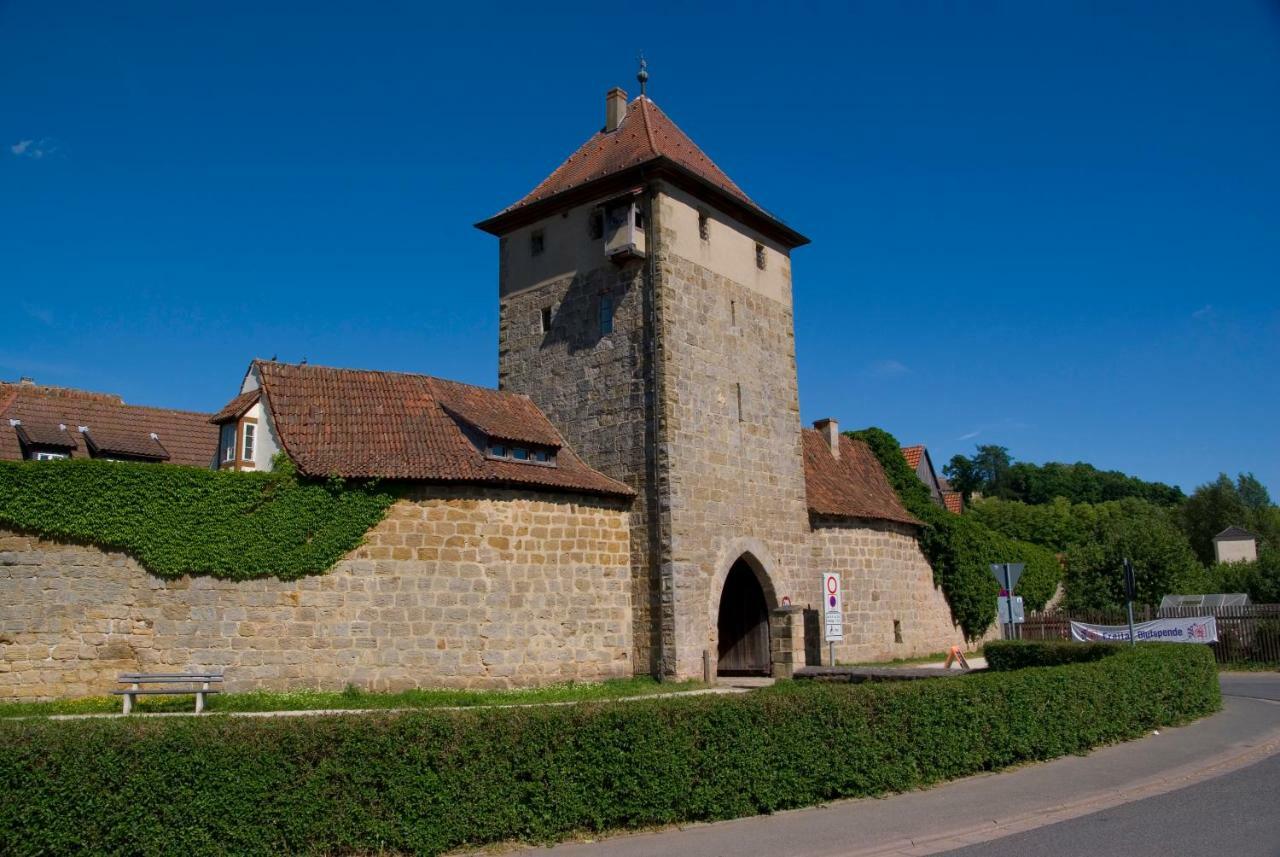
[1126,599,1137,647]
[829,641,835,667]
[1124,558,1137,647]
[1003,563,1014,640]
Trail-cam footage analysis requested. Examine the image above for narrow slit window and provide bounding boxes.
[730,299,737,327]
[599,295,614,335]
[755,242,766,270]
[698,211,710,241]
[588,209,603,240]
[540,306,552,333]
[735,382,744,422]
[530,230,545,256]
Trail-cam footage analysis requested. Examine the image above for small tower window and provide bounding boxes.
[530,229,545,256]
[735,382,744,422]
[540,306,552,333]
[599,295,614,335]
[755,242,766,270]
[588,209,604,240]
[698,211,710,241]
[633,205,646,230]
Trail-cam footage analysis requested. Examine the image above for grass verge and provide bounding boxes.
[0,677,705,718]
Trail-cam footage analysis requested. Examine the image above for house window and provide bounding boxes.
[530,229,545,256]
[540,306,552,334]
[599,295,614,335]
[533,449,551,463]
[32,451,68,461]
[588,209,603,240]
[633,206,646,230]
[242,423,256,461]
[512,447,529,461]
[698,211,710,241]
[490,443,507,458]
[219,424,236,463]
[755,242,766,270]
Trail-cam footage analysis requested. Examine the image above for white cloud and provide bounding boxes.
[867,359,910,378]
[1191,304,1214,320]
[957,429,981,441]
[10,138,56,159]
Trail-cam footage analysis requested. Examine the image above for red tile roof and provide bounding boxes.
[248,361,632,498]
[901,445,925,470]
[804,430,920,526]
[0,383,217,466]
[500,97,755,215]
[942,490,964,515]
[210,389,260,424]
[478,96,808,247]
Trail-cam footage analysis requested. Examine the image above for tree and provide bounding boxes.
[972,445,1014,498]
[942,454,981,498]
[1064,498,1202,610]
[1179,474,1252,565]
[1237,473,1272,512]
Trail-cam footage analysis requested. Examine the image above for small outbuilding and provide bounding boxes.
[1213,526,1259,564]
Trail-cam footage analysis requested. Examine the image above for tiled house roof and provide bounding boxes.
[901,445,925,470]
[803,430,920,526]
[1213,526,1257,542]
[0,382,217,466]
[210,389,260,424]
[477,96,808,247]
[246,361,633,498]
[942,490,964,515]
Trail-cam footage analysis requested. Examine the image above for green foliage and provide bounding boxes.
[983,639,1119,670]
[848,428,1062,639]
[1197,546,1280,604]
[967,496,1088,552]
[945,449,1184,507]
[1178,473,1276,565]
[0,457,395,580]
[1064,498,1202,610]
[0,645,1219,856]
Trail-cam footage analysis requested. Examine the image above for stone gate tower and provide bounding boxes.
[477,76,811,679]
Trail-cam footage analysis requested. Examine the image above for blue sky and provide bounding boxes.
[2,2,1278,495]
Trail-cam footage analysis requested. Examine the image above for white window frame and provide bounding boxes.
[242,422,256,462]
[32,451,68,461]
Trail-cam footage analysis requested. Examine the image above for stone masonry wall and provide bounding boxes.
[0,487,631,700]
[810,517,964,663]
[653,186,815,678]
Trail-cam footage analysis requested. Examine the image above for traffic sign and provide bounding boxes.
[989,563,1024,591]
[823,572,843,641]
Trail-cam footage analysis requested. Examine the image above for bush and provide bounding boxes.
[983,639,1120,671]
[0,457,395,580]
[0,644,1218,856]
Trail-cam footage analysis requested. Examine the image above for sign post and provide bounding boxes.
[989,563,1025,640]
[1123,558,1137,647]
[822,572,843,666]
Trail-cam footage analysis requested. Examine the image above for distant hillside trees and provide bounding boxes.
[943,448,1184,507]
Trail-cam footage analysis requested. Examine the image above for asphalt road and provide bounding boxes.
[938,752,1280,857]
[937,673,1280,857]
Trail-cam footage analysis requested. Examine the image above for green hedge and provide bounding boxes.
[984,639,1122,671]
[0,644,1219,856]
[0,457,395,580]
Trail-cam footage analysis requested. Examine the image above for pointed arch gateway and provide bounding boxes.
[714,552,778,676]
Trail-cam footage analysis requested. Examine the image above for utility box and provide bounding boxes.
[604,198,645,261]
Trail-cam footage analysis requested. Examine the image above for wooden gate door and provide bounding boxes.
[717,560,771,676]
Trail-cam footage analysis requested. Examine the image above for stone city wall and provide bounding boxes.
[0,487,631,700]
[810,516,965,663]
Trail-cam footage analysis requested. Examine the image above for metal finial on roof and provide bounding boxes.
[637,54,648,96]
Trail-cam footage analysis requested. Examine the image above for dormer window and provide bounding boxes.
[487,441,557,467]
[220,424,236,464]
[32,451,68,461]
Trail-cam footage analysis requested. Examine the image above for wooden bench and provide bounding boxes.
[113,673,224,714]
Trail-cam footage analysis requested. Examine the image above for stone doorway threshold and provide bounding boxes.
[716,676,776,690]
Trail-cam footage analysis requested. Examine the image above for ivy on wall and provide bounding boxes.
[0,457,395,580]
[847,427,1062,639]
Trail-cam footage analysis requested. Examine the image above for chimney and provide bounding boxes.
[813,418,840,459]
[605,87,628,132]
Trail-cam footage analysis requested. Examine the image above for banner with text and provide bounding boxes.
[1069,616,1218,644]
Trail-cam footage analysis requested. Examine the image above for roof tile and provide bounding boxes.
[804,430,920,525]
